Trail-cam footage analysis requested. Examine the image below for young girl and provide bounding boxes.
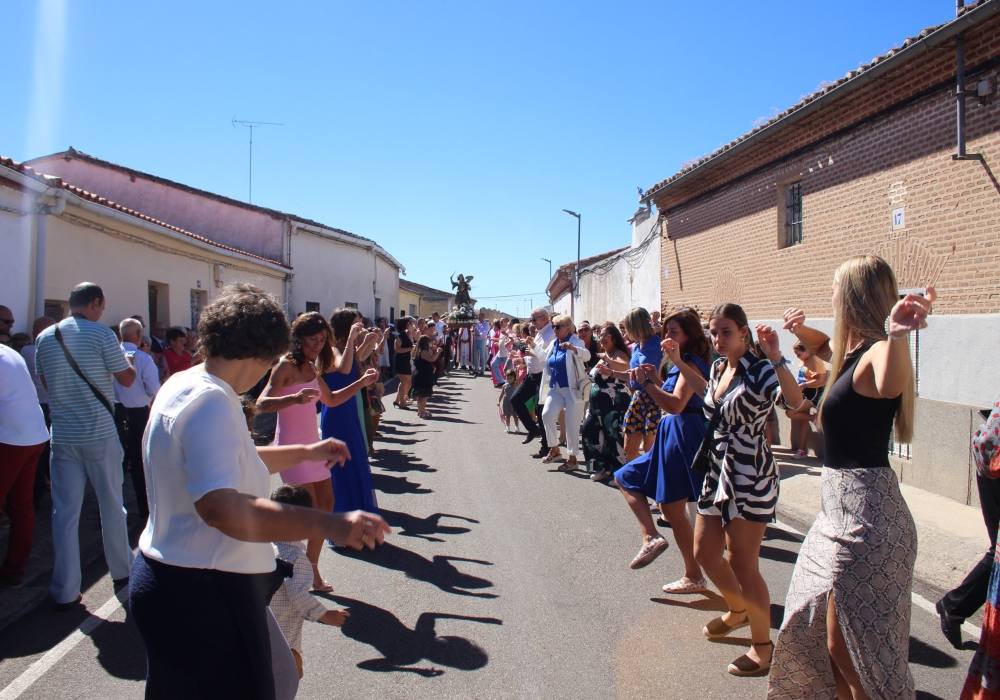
[412,336,443,419]
[497,368,521,433]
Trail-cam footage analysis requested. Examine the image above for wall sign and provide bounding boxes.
[891,207,905,231]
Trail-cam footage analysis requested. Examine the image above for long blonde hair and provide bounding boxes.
[822,255,914,442]
[622,307,654,344]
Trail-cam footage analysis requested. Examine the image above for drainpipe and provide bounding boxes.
[955,0,968,158]
[33,189,66,319]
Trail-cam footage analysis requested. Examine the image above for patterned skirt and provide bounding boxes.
[768,467,916,699]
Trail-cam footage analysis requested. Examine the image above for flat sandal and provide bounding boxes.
[703,609,749,639]
[727,641,773,677]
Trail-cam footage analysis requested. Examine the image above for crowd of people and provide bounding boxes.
[1,253,999,698]
[470,254,1000,698]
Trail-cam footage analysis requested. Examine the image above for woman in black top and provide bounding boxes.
[769,255,934,699]
[393,317,415,409]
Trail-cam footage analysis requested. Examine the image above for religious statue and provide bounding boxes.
[450,273,474,307]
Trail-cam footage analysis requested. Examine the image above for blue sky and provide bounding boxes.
[5,0,952,316]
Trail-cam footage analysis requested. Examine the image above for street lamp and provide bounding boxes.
[562,209,581,319]
[541,257,552,285]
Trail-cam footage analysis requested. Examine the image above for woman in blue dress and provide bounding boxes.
[613,308,712,593]
[322,309,381,514]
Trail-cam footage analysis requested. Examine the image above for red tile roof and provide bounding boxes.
[642,0,996,202]
[0,155,289,269]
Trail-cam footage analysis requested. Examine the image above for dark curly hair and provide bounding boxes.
[288,312,333,370]
[197,284,289,361]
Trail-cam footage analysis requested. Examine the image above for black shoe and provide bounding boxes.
[113,576,130,592]
[936,600,964,649]
[54,594,83,611]
[535,446,549,459]
[521,430,537,444]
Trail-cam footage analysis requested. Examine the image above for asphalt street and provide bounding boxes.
[0,372,980,699]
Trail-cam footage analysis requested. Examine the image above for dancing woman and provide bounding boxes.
[582,322,632,482]
[603,308,663,461]
[538,315,591,469]
[612,308,712,593]
[677,303,802,678]
[769,257,932,698]
[393,317,415,409]
[257,313,378,590]
[321,309,380,515]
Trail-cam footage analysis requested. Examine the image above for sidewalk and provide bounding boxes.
[774,446,989,609]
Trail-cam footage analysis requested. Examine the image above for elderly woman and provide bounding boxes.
[129,284,389,700]
[537,314,591,470]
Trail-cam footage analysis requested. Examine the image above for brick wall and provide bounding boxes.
[657,51,1000,319]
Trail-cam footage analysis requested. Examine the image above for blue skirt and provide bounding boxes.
[321,371,378,514]
[614,411,706,504]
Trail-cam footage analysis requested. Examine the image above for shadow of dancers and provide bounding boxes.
[336,542,496,598]
[381,508,479,542]
[371,473,433,495]
[324,595,502,676]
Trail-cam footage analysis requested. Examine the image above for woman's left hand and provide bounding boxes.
[756,324,782,362]
[889,287,935,337]
[305,438,352,468]
[560,342,576,352]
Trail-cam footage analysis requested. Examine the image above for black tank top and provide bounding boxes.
[821,344,900,469]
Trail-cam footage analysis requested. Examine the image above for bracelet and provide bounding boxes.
[769,355,789,370]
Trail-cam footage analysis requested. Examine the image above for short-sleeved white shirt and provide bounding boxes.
[0,344,49,446]
[138,364,274,574]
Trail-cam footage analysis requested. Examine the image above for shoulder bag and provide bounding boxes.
[54,325,116,419]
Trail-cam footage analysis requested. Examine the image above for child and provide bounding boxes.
[269,485,350,678]
[497,368,521,433]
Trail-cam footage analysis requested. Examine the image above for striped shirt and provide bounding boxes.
[35,316,129,445]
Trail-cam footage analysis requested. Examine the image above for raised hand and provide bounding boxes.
[305,438,352,468]
[294,387,320,404]
[661,337,681,363]
[782,307,806,333]
[889,287,935,337]
[360,368,379,386]
[756,324,782,361]
[348,321,364,341]
[560,342,576,352]
[335,510,391,550]
[596,360,612,378]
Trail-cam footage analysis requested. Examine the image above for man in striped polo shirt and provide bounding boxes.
[35,282,137,607]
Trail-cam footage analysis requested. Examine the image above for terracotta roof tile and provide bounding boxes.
[0,155,289,269]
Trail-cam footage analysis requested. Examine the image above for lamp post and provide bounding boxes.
[562,209,581,320]
[541,257,552,283]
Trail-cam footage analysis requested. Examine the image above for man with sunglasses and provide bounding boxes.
[511,308,556,457]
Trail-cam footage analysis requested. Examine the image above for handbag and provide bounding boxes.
[571,345,592,401]
[54,325,116,419]
[690,405,723,475]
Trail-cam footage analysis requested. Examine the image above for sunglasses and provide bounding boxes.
[0,318,13,326]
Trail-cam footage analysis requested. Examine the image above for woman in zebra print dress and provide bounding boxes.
[672,303,803,677]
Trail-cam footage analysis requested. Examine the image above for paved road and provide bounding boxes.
[0,373,979,699]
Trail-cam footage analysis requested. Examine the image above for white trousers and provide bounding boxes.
[542,387,583,458]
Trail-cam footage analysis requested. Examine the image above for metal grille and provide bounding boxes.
[888,327,919,460]
[784,182,803,247]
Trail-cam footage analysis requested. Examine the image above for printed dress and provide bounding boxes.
[697,351,780,525]
[581,367,631,474]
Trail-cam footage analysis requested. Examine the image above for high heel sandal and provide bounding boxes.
[703,609,749,639]
[727,641,773,677]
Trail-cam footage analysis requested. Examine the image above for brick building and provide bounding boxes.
[642,1,1000,504]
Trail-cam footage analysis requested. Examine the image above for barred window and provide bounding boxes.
[782,182,803,247]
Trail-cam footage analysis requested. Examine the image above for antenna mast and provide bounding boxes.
[231,118,284,203]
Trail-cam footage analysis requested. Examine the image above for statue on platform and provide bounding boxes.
[450,273,474,308]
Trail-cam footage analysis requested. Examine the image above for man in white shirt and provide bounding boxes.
[114,317,160,518]
[432,312,446,339]
[473,312,491,376]
[512,308,556,457]
[20,316,56,505]
[0,343,50,587]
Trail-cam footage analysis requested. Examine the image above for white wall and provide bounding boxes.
[45,206,285,330]
[289,227,399,320]
[0,183,34,334]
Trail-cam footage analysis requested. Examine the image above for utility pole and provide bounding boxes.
[232,118,284,203]
[562,209,581,320]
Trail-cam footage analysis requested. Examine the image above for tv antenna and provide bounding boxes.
[232,118,283,203]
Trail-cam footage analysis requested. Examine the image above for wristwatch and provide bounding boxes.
[769,355,789,370]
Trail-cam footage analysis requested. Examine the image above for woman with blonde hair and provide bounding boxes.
[769,256,933,698]
[601,308,663,461]
[536,314,590,469]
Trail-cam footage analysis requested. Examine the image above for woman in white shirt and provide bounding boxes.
[537,314,591,470]
[129,284,389,700]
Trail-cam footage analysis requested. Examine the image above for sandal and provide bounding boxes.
[558,456,579,472]
[629,536,669,569]
[703,609,749,639]
[727,641,773,677]
[661,576,708,594]
[541,451,563,464]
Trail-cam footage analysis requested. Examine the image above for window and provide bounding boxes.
[305,301,320,313]
[190,289,207,328]
[147,281,169,330]
[43,299,67,320]
[390,306,395,321]
[344,302,359,310]
[781,181,803,247]
[374,297,381,319]
[408,304,417,317]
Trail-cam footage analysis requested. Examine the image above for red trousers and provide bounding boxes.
[0,441,45,576]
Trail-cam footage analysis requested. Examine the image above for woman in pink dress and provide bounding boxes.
[257,313,378,591]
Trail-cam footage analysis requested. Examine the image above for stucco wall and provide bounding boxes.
[289,227,397,319]
[0,183,34,334]
[28,156,287,262]
[44,205,285,330]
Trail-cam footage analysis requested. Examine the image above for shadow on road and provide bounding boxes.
[909,636,958,668]
[759,545,800,565]
[380,508,479,543]
[336,543,496,598]
[370,448,437,474]
[650,591,728,613]
[322,595,501,676]
[371,474,433,496]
